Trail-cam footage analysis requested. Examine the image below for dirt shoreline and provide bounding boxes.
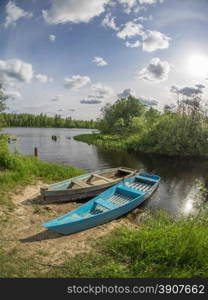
[0,181,139,270]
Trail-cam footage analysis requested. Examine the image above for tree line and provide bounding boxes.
[0,84,98,129]
[0,113,98,129]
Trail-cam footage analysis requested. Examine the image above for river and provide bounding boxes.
[2,127,207,216]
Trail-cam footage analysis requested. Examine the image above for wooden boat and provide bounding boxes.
[41,167,137,203]
[42,173,160,235]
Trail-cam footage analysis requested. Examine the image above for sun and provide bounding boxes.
[186,54,208,78]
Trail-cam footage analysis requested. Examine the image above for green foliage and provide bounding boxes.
[45,211,208,278]
[74,133,132,150]
[138,111,208,157]
[99,96,146,134]
[76,94,208,158]
[0,112,98,129]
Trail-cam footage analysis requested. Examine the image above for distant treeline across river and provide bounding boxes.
[0,113,98,128]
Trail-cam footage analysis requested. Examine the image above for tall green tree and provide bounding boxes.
[99,96,146,134]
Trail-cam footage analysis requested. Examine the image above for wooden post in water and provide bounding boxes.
[34,147,38,158]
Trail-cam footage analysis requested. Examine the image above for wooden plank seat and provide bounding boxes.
[108,194,130,206]
[118,168,133,174]
[71,179,90,188]
[88,173,113,183]
[94,198,117,210]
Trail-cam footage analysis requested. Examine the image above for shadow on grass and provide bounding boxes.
[22,195,92,206]
[19,230,63,243]
[21,195,44,205]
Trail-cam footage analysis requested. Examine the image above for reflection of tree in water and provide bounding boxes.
[96,148,144,170]
[96,147,208,181]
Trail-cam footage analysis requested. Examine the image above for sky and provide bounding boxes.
[0,0,208,120]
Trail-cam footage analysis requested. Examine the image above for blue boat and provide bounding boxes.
[42,173,160,235]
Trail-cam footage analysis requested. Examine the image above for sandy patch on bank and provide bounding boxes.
[0,181,140,270]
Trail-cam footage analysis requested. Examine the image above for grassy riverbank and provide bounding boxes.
[47,211,208,278]
[1,210,208,278]
[74,133,208,159]
[0,135,83,208]
[74,133,132,151]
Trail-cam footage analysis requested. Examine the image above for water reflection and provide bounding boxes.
[2,127,208,215]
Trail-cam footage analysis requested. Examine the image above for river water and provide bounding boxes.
[2,127,208,215]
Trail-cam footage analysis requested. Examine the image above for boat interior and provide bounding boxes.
[91,175,159,215]
[91,185,144,215]
[58,185,145,223]
[68,168,135,189]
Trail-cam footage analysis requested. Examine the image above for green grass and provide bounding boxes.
[74,133,134,150]
[0,210,208,278]
[45,211,208,278]
[0,134,84,208]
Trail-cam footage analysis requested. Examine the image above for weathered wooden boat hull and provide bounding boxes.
[41,167,137,203]
[43,173,161,235]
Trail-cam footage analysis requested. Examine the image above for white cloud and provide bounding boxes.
[134,15,153,22]
[138,57,170,81]
[118,0,137,7]
[125,40,141,48]
[142,30,171,52]
[117,21,144,39]
[43,0,110,24]
[0,59,33,83]
[139,0,165,4]
[80,99,102,104]
[35,74,52,83]
[102,13,119,31]
[139,96,158,106]
[170,84,205,97]
[133,5,147,13]
[195,84,206,90]
[5,1,33,28]
[49,34,56,42]
[118,0,137,13]
[118,0,157,13]
[93,56,108,67]
[81,83,114,104]
[116,19,171,53]
[117,88,137,99]
[64,75,91,89]
[6,90,22,100]
[91,83,113,98]
[51,95,62,102]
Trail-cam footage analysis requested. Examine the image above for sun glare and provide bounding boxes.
[186,54,208,78]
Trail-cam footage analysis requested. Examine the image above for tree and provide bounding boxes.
[99,96,146,134]
[0,83,7,113]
